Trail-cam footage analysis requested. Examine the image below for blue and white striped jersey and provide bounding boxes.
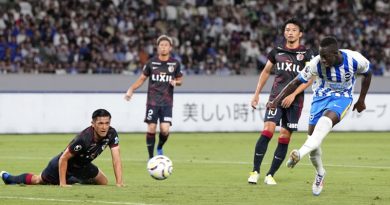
[298,49,370,98]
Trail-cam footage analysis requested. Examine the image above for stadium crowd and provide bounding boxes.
[0,0,389,76]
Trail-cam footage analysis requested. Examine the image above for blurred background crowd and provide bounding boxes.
[0,0,389,76]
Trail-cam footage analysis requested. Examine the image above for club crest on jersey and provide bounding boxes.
[296,53,304,61]
[344,72,351,81]
[74,145,82,151]
[168,65,175,73]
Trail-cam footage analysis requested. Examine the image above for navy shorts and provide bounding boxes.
[41,155,99,185]
[264,104,302,131]
[144,105,172,125]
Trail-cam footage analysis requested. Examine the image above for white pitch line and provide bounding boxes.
[0,196,156,205]
[1,156,389,170]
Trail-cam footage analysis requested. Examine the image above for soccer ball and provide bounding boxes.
[147,155,173,180]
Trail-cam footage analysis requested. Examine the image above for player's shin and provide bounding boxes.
[3,173,34,185]
[267,137,289,176]
[253,130,273,172]
[157,133,169,154]
[309,147,325,176]
[299,117,333,158]
[146,132,156,159]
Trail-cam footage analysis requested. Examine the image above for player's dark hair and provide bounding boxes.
[320,36,338,47]
[92,109,111,120]
[283,18,304,32]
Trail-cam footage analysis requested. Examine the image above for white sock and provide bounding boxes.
[309,147,326,176]
[299,116,333,158]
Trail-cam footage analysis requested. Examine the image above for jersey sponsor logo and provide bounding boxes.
[74,144,82,151]
[276,62,301,72]
[277,53,284,56]
[151,73,173,82]
[152,66,159,70]
[152,62,161,65]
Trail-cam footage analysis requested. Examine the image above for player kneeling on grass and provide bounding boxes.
[1,109,124,187]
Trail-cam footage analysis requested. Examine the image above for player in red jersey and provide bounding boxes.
[1,109,124,187]
[124,35,183,159]
[248,18,316,185]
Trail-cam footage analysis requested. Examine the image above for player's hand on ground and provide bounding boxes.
[281,94,295,108]
[124,90,133,101]
[352,100,366,113]
[116,183,125,187]
[59,184,72,188]
[251,95,259,109]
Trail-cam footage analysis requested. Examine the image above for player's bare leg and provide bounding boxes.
[92,170,108,185]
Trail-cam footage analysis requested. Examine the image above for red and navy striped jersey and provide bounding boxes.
[65,126,119,166]
[268,45,317,106]
[143,56,182,106]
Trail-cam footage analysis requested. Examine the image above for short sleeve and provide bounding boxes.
[68,137,86,155]
[267,48,278,64]
[298,56,319,83]
[109,130,119,148]
[142,61,151,76]
[175,61,183,78]
[354,52,370,74]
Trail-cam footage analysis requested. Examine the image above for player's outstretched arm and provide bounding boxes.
[281,78,313,108]
[251,60,273,109]
[110,146,124,187]
[353,70,372,113]
[267,76,303,109]
[124,74,148,101]
[58,148,74,187]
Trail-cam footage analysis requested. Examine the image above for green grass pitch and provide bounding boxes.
[0,132,389,205]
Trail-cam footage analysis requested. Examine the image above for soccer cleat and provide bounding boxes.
[1,171,12,184]
[286,149,300,168]
[248,171,259,184]
[312,171,326,196]
[157,148,163,155]
[264,174,277,185]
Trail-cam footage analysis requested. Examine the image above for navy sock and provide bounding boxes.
[253,130,273,172]
[157,133,169,150]
[146,132,156,159]
[267,140,289,176]
[6,173,33,184]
